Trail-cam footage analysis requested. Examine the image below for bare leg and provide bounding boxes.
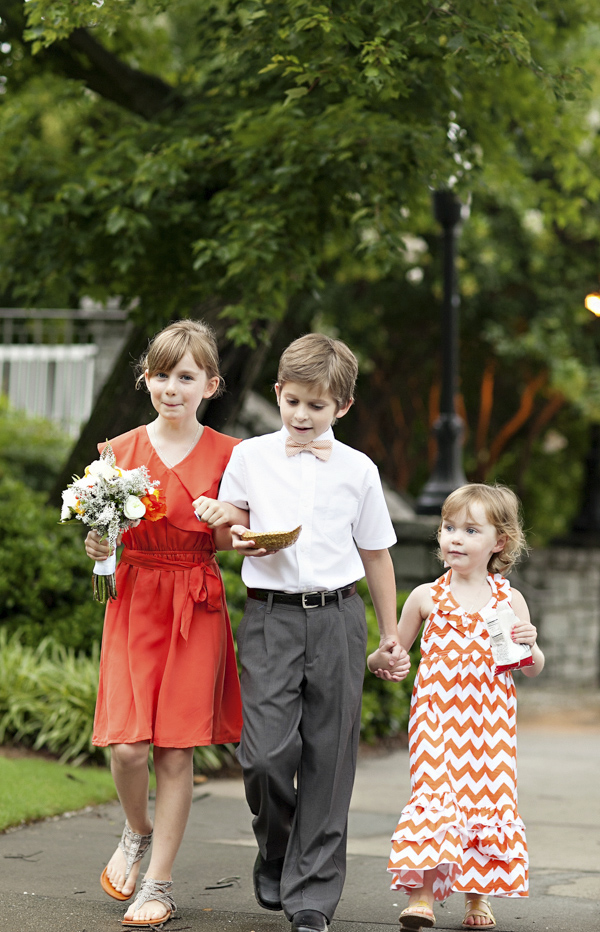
[400,869,436,927]
[104,742,153,898]
[123,746,194,923]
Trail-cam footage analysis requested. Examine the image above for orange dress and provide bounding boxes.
[388,570,528,900]
[92,425,243,749]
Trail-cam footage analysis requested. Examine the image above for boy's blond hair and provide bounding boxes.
[440,483,528,575]
[277,333,358,409]
[136,319,224,396]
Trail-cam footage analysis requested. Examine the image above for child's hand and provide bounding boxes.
[511,617,538,647]
[85,529,112,561]
[193,496,234,528]
[367,638,411,682]
[230,525,276,557]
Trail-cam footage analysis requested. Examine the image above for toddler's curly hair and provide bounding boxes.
[439,483,528,575]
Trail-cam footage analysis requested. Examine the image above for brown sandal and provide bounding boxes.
[400,899,436,929]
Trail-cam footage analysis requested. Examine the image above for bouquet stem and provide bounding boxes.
[93,552,118,603]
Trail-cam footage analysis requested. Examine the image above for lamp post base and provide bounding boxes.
[415,413,466,515]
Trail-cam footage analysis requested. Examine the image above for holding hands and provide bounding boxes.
[368,637,411,682]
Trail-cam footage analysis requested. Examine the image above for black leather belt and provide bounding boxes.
[247,583,357,609]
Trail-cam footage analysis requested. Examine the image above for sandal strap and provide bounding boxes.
[118,823,154,882]
[401,901,434,914]
[129,877,177,917]
[464,897,495,923]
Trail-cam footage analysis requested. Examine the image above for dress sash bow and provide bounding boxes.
[120,549,223,641]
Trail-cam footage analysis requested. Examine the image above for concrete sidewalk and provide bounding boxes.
[0,687,598,932]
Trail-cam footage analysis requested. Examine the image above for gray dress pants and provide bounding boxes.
[236,592,368,921]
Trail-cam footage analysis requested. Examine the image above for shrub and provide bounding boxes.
[0,630,104,764]
[0,395,73,493]
[0,474,105,651]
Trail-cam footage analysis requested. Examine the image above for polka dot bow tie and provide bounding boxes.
[285,437,333,462]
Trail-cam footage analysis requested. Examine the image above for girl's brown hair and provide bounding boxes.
[136,319,224,396]
[439,483,528,575]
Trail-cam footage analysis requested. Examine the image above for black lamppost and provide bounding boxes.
[416,190,467,514]
[563,291,600,544]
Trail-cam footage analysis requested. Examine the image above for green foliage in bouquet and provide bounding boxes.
[0,474,104,651]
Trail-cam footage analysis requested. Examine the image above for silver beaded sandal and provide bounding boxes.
[100,822,153,901]
[121,877,177,928]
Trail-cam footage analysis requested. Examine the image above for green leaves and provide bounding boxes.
[3,0,599,339]
[0,631,102,764]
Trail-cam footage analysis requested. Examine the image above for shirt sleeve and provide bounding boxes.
[217,443,249,509]
[352,461,397,551]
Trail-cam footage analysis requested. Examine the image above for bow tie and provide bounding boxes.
[285,436,333,462]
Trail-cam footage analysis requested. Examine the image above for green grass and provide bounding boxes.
[0,755,118,831]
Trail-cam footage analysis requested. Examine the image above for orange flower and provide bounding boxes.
[140,487,167,521]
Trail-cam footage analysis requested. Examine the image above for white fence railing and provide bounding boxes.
[0,344,98,436]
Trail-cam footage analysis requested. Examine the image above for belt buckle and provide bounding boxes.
[301,590,326,609]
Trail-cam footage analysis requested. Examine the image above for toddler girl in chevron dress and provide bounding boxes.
[368,483,544,931]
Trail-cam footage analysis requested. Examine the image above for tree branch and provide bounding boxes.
[486,372,547,470]
[0,2,183,119]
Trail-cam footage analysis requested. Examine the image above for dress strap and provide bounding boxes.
[487,572,512,607]
[430,569,453,611]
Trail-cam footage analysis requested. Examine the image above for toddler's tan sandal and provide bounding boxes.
[462,896,496,929]
[399,900,436,929]
[100,822,153,901]
[121,877,176,928]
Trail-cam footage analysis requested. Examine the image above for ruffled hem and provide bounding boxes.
[388,861,461,899]
[392,791,468,844]
[392,794,525,857]
[389,793,527,886]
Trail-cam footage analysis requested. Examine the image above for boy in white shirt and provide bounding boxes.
[194,334,410,932]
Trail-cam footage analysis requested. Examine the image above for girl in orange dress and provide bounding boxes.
[368,484,545,931]
[85,320,246,928]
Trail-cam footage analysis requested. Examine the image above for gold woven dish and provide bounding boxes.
[240,525,302,550]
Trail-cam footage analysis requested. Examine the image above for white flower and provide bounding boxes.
[123,495,146,519]
[62,488,79,510]
[60,489,77,521]
[87,459,121,481]
[72,474,96,489]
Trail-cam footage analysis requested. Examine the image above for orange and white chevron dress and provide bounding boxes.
[388,570,528,900]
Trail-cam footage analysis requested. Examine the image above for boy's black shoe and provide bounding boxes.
[291,910,329,932]
[253,853,284,911]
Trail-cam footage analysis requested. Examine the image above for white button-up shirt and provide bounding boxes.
[218,426,397,593]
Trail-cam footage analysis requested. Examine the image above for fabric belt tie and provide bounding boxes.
[246,583,356,608]
[120,549,222,640]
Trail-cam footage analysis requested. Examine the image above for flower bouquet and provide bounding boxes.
[60,443,167,602]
